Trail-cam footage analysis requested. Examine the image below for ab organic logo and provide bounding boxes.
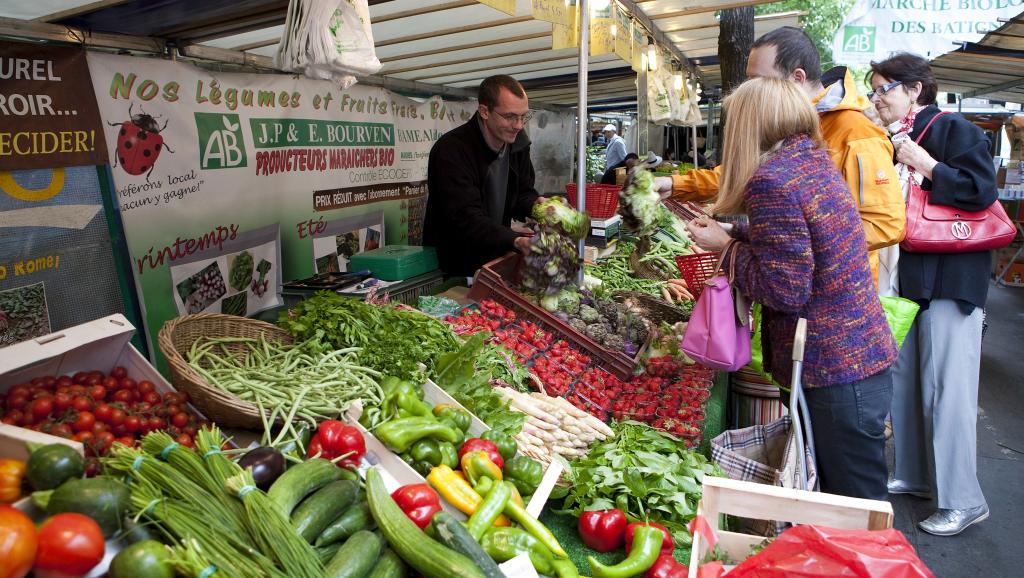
[195,112,247,169]
[843,25,876,54]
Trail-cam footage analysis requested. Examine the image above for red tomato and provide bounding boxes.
[71,397,93,413]
[56,376,73,388]
[101,376,118,390]
[118,378,137,391]
[52,392,73,412]
[83,375,102,387]
[115,435,135,448]
[72,411,95,433]
[170,412,189,428]
[175,433,194,448]
[142,392,161,405]
[146,417,165,432]
[108,408,126,427]
[1,414,18,426]
[29,398,54,422]
[34,513,104,578]
[111,389,132,404]
[72,431,94,444]
[138,381,156,395]
[124,416,142,433]
[5,393,29,411]
[93,404,112,423]
[91,422,109,434]
[0,504,37,578]
[95,432,116,453]
[89,386,107,402]
[110,366,127,380]
[51,423,73,439]
[71,372,88,384]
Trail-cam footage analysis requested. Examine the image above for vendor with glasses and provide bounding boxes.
[424,75,544,278]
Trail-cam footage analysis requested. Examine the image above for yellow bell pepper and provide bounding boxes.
[461,451,503,487]
[427,465,510,525]
[0,458,27,503]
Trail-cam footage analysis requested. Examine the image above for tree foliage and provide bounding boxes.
[755,0,855,68]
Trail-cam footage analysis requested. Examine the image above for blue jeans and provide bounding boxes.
[803,369,893,501]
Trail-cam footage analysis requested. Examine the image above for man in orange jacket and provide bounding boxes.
[656,27,904,283]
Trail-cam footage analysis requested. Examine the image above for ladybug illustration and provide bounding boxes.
[108,103,174,179]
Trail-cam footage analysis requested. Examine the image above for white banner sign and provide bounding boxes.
[832,0,1022,65]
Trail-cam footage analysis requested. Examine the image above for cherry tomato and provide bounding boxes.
[119,377,137,391]
[84,374,102,387]
[142,392,161,405]
[111,389,132,404]
[71,396,93,413]
[89,385,107,402]
[34,513,105,578]
[138,381,156,395]
[133,402,153,414]
[0,504,37,578]
[109,408,126,427]
[174,391,189,405]
[124,416,142,433]
[146,417,165,432]
[160,391,179,404]
[30,397,54,422]
[96,432,116,453]
[73,431,94,444]
[5,393,29,411]
[170,412,189,429]
[72,411,96,433]
[71,372,88,384]
[93,404,113,423]
[175,433,194,449]
[110,366,127,380]
[57,376,73,388]
[115,435,136,448]
[1,414,18,426]
[91,422,110,434]
[51,423,74,438]
[53,392,73,412]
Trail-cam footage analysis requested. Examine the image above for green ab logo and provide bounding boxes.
[195,112,247,169]
[843,26,875,53]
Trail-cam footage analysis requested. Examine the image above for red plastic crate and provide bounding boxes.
[566,183,620,219]
[468,253,646,380]
[675,252,720,300]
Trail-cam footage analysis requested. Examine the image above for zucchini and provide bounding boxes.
[323,529,382,578]
[432,511,504,578]
[365,468,486,578]
[367,548,408,578]
[268,458,345,516]
[316,501,376,547]
[291,480,359,542]
[45,476,131,537]
[315,543,343,567]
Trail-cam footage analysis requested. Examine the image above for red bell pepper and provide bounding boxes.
[578,508,628,552]
[626,521,674,555]
[458,438,504,470]
[646,554,688,578]
[390,483,442,529]
[307,420,366,469]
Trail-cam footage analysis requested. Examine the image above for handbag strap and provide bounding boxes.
[913,111,950,145]
[710,239,736,284]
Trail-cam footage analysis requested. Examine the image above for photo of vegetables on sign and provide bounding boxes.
[313,210,385,273]
[169,224,281,317]
[0,281,51,346]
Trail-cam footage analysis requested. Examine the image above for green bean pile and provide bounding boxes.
[187,335,383,435]
[585,240,672,298]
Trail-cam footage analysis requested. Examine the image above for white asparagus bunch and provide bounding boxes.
[496,387,613,466]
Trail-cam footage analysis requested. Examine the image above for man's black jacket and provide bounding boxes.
[424,113,539,277]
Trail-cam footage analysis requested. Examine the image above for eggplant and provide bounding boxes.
[237,447,286,490]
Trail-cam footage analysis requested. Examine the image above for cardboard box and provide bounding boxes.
[996,260,1024,287]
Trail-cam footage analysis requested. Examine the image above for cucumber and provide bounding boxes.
[432,511,504,578]
[316,501,375,547]
[291,480,359,542]
[323,530,382,578]
[315,543,343,566]
[45,476,131,537]
[365,468,486,578]
[268,458,345,516]
[367,548,408,578]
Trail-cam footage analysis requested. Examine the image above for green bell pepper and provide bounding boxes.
[482,430,517,461]
[504,455,544,497]
[374,417,460,453]
[433,404,472,432]
[407,439,458,476]
[481,526,554,576]
[396,391,432,418]
[439,419,466,447]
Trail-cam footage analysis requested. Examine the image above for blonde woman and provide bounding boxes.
[679,78,898,500]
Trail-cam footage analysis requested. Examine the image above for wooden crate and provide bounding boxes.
[688,476,894,576]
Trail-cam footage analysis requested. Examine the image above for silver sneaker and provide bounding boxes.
[887,479,932,499]
[918,505,989,536]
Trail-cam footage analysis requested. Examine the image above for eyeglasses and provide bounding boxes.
[491,109,534,124]
[867,80,902,100]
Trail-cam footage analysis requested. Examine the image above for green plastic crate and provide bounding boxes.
[348,245,438,281]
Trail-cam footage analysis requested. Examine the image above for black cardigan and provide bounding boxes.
[423,113,539,277]
[899,104,998,311]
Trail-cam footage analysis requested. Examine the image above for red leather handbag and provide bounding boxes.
[899,112,1015,254]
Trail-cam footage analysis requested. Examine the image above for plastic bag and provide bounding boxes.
[728,525,935,578]
[880,295,919,349]
[277,0,382,88]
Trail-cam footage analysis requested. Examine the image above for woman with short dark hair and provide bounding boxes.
[868,52,997,537]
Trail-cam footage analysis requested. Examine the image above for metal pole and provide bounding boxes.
[576,0,590,274]
[692,124,697,167]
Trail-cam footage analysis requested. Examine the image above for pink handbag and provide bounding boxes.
[682,241,752,371]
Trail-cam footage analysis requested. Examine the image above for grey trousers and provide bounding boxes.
[892,299,986,510]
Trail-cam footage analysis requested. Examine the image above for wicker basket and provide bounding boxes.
[628,236,677,281]
[613,291,690,325]
[157,313,293,429]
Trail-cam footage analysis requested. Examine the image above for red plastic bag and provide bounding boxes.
[728,525,934,578]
